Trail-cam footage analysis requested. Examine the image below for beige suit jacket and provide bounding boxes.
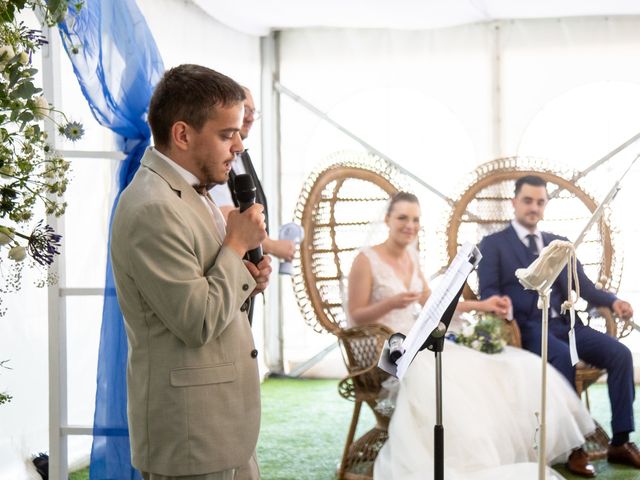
[110,148,260,476]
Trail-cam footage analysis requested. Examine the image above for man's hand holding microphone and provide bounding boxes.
[224,174,272,296]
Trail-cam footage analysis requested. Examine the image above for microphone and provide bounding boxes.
[388,332,406,364]
[233,173,264,265]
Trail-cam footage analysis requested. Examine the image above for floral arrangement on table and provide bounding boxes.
[450,313,507,354]
[0,0,84,317]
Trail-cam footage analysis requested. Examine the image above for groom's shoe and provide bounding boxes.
[607,442,640,468]
[567,448,597,477]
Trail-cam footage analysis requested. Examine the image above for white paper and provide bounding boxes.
[568,308,579,366]
[395,242,481,379]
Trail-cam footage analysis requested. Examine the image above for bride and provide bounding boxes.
[347,192,597,479]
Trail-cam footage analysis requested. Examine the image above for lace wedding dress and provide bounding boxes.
[357,247,595,480]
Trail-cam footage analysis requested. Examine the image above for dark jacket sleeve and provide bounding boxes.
[478,234,502,300]
[574,257,617,308]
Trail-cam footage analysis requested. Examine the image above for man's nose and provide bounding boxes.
[233,134,244,153]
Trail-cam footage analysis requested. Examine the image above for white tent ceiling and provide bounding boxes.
[192,0,640,36]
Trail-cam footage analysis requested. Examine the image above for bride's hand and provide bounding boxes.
[481,295,512,319]
[388,292,422,310]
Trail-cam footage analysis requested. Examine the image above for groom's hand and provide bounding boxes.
[612,299,633,320]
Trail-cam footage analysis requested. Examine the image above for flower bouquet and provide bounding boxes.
[452,313,507,354]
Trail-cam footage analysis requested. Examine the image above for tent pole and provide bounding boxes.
[41,20,68,480]
[262,31,286,375]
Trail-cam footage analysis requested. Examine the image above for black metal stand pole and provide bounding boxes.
[417,285,466,480]
[425,331,446,480]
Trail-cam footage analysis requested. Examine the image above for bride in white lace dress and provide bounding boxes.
[347,192,595,480]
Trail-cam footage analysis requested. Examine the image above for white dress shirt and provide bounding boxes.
[511,219,543,254]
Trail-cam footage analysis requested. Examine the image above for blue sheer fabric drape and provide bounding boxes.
[58,1,164,478]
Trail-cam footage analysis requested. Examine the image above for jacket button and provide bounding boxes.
[250,349,258,358]
[242,284,249,291]
[240,302,248,312]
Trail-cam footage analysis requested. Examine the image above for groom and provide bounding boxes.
[478,174,638,476]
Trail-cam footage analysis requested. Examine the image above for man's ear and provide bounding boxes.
[171,121,190,151]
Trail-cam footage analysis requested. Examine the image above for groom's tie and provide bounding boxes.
[526,233,539,257]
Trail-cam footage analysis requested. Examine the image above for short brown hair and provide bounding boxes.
[514,175,547,196]
[148,64,245,147]
[387,191,420,215]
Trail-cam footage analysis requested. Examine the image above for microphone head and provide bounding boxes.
[234,173,256,203]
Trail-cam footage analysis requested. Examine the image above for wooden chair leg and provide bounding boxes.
[584,387,591,411]
[339,400,362,479]
[576,380,584,405]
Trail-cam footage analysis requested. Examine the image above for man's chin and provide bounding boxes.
[205,174,228,186]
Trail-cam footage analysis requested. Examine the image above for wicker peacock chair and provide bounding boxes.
[441,156,632,458]
[291,151,415,479]
[291,153,630,469]
[337,324,394,480]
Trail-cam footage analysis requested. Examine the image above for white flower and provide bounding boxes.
[471,340,481,350]
[0,227,14,245]
[18,51,29,65]
[33,95,50,119]
[462,324,475,337]
[0,165,15,178]
[8,246,27,261]
[0,45,15,72]
[0,45,15,61]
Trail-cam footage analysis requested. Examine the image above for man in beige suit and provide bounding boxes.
[110,65,271,480]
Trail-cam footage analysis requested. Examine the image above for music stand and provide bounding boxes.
[515,154,638,480]
[420,285,466,480]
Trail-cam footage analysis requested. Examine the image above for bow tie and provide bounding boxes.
[193,184,213,195]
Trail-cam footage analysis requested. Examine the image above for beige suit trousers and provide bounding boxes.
[142,451,259,480]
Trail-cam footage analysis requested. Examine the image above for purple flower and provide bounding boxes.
[27,221,62,266]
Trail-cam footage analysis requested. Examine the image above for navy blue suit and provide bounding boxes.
[478,224,634,435]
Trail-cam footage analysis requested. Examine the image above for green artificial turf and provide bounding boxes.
[70,469,88,480]
[256,378,372,480]
[71,380,640,479]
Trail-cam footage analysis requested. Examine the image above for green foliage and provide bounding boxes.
[0,0,83,314]
[0,359,11,405]
[0,0,84,407]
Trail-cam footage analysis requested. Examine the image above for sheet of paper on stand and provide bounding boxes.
[389,242,481,379]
